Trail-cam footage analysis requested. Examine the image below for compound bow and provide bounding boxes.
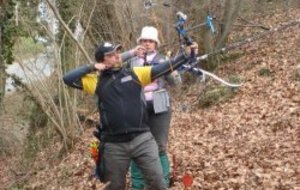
[175,11,242,88]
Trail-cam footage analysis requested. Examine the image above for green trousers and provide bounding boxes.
[131,153,170,190]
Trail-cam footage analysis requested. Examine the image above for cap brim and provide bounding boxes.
[104,44,122,55]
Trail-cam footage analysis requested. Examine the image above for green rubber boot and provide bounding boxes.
[131,153,170,190]
[160,153,170,187]
[131,161,145,190]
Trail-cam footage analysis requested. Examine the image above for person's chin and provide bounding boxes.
[113,62,122,68]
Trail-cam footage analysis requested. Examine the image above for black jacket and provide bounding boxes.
[63,53,189,142]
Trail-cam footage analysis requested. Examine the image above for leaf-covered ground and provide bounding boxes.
[1,8,299,190]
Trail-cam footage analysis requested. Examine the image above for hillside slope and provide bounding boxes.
[2,8,299,190]
[168,13,300,189]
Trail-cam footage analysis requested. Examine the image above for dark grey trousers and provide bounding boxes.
[148,108,171,154]
[103,132,167,190]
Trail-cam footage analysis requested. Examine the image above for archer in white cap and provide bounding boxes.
[137,26,161,47]
[121,26,182,189]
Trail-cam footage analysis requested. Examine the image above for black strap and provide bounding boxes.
[143,52,165,66]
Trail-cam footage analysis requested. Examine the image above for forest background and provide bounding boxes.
[0,0,299,189]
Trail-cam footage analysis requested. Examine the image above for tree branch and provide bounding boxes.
[45,0,93,64]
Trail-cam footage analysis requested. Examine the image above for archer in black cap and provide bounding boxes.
[95,42,122,62]
[63,40,198,190]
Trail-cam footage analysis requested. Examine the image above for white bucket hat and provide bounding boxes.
[137,26,160,46]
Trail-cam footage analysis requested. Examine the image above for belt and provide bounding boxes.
[102,131,148,143]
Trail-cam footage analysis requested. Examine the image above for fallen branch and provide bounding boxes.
[216,19,270,30]
[237,15,270,30]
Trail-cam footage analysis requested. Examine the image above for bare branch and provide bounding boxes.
[45,0,93,64]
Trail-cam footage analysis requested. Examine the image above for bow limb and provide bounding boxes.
[199,68,242,88]
[182,64,242,88]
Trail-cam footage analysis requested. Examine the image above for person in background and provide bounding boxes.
[63,41,197,190]
[121,26,181,189]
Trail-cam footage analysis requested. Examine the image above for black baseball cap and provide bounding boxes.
[95,42,122,62]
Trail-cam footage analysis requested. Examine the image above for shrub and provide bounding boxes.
[13,37,45,59]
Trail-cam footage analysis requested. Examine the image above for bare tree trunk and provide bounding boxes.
[54,0,79,150]
[192,0,220,71]
[82,0,124,46]
[56,0,79,72]
[0,1,6,111]
[0,0,16,110]
[44,0,86,151]
[216,0,243,49]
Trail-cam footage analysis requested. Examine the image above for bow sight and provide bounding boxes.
[175,11,216,47]
[175,12,193,46]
